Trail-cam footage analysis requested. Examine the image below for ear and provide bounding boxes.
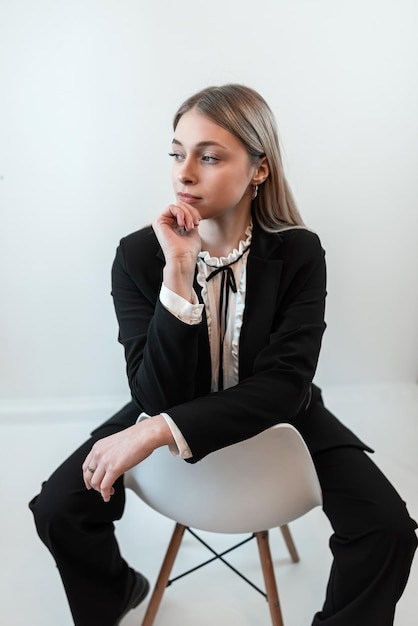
[252,156,269,185]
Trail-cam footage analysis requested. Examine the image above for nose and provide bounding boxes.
[177,157,197,185]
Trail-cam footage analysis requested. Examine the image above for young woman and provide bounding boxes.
[30,84,417,626]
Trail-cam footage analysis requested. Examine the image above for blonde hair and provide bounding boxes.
[173,84,305,231]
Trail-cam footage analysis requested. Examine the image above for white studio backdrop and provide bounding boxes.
[0,0,417,418]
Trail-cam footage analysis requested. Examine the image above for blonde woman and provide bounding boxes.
[30,84,417,626]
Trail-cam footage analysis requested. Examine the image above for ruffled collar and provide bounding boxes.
[198,222,253,268]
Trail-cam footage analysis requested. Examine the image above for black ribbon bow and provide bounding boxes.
[205,253,245,390]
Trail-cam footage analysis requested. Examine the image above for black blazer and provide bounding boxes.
[95,219,369,462]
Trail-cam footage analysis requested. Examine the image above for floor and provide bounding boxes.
[0,383,417,625]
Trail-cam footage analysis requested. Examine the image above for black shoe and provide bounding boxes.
[116,571,150,625]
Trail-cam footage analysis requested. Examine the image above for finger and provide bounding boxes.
[82,455,96,489]
[175,202,201,229]
[99,473,117,503]
[83,468,96,490]
[166,203,200,231]
[102,486,115,503]
[89,466,107,495]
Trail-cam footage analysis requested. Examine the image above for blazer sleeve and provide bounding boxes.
[111,227,208,415]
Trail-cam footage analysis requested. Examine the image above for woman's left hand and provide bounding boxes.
[82,416,174,502]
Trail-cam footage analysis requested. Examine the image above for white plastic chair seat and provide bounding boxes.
[125,422,322,534]
[124,422,322,626]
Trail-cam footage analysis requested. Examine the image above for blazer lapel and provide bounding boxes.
[194,277,212,394]
[239,224,284,381]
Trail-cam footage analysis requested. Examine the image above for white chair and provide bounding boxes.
[124,423,322,626]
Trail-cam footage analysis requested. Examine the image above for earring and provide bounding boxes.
[252,184,258,199]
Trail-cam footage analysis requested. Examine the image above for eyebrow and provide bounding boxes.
[171,139,228,150]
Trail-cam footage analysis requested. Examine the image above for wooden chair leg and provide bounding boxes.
[255,531,284,626]
[279,524,299,563]
[141,523,186,626]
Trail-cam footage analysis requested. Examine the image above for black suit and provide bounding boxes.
[30,221,417,626]
[97,220,367,459]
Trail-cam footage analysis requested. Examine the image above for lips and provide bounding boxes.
[178,192,202,204]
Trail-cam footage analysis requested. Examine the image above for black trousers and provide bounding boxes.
[29,425,417,626]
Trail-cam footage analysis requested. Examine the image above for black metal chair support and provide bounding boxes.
[167,528,268,599]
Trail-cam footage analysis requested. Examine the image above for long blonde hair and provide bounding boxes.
[173,84,305,231]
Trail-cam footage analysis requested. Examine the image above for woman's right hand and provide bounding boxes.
[152,202,202,302]
[152,201,201,262]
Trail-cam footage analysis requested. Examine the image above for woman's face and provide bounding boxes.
[170,109,258,222]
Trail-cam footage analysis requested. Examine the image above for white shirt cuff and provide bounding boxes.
[137,412,193,460]
[160,283,203,325]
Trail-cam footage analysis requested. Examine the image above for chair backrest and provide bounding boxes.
[125,423,322,534]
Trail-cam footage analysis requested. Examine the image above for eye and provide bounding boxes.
[201,155,219,163]
[168,152,185,161]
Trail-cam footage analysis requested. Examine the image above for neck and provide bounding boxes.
[199,209,252,258]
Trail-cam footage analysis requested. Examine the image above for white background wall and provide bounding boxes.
[1,0,417,414]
